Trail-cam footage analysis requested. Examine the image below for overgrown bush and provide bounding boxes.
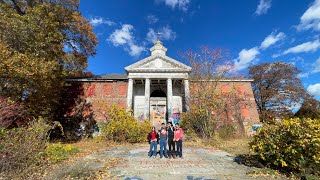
[217,124,237,139]
[0,117,51,178]
[52,83,97,141]
[99,105,151,143]
[249,118,320,175]
[45,143,79,163]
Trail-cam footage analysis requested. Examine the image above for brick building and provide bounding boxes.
[68,41,260,131]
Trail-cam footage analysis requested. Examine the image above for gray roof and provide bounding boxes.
[91,74,127,80]
[66,74,127,82]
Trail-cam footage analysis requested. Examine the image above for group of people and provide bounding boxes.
[147,122,183,159]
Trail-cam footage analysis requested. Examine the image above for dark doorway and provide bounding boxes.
[150,90,166,97]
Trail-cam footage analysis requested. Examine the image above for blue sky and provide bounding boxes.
[79,0,320,100]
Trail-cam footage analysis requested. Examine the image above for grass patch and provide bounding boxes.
[214,137,251,155]
[45,143,80,163]
[184,131,251,155]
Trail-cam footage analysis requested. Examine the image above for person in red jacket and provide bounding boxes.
[147,126,159,158]
[174,123,184,158]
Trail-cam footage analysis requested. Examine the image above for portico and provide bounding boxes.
[125,40,191,126]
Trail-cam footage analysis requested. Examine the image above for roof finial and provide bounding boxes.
[156,32,163,43]
[150,32,167,55]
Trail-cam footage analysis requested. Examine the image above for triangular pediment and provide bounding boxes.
[125,55,191,73]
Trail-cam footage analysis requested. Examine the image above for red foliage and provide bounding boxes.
[83,71,95,77]
[0,97,28,128]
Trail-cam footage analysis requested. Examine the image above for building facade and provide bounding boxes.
[68,41,260,131]
[125,40,191,127]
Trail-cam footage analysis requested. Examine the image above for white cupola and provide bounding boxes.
[150,40,167,56]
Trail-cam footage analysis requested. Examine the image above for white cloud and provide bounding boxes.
[157,0,190,11]
[146,26,177,43]
[271,53,280,58]
[297,72,310,78]
[127,44,145,57]
[108,24,134,46]
[260,32,285,50]
[146,28,157,43]
[233,47,260,71]
[283,39,320,55]
[89,17,115,27]
[146,15,159,24]
[108,24,145,57]
[307,83,320,96]
[255,0,272,15]
[297,0,320,31]
[312,57,320,73]
[234,31,285,70]
[161,26,177,40]
[297,57,320,78]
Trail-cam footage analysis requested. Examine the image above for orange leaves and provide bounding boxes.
[248,62,307,122]
[0,1,97,121]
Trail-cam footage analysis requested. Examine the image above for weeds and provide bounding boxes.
[45,143,79,163]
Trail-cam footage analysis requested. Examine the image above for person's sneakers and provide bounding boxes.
[164,154,169,158]
[153,156,156,159]
[172,154,176,159]
[168,154,172,159]
[179,156,183,159]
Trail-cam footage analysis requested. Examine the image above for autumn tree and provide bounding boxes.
[181,46,252,138]
[248,62,307,122]
[295,96,320,119]
[0,0,97,126]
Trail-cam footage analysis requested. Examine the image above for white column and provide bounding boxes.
[144,78,150,119]
[184,79,190,111]
[167,78,173,122]
[126,78,133,110]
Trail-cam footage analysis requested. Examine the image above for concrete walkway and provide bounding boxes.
[46,144,284,180]
[109,145,257,180]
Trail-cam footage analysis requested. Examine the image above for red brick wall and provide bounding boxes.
[80,81,127,122]
[68,80,259,133]
[190,81,260,134]
[217,81,259,123]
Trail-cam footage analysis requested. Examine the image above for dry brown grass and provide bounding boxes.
[214,137,251,155]
[184,132,252,155]
[41,139,128,179]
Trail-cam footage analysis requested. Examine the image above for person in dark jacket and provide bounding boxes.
[147,126,159,158]
[167,122,176,158]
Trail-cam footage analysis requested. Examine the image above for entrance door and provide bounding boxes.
[150,97,166,130]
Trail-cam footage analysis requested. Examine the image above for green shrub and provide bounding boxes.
[100,105,151,143]
[45,143,79,163]
[181,109,216,139]
[249,118,320,175]
[0,117,51,178]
